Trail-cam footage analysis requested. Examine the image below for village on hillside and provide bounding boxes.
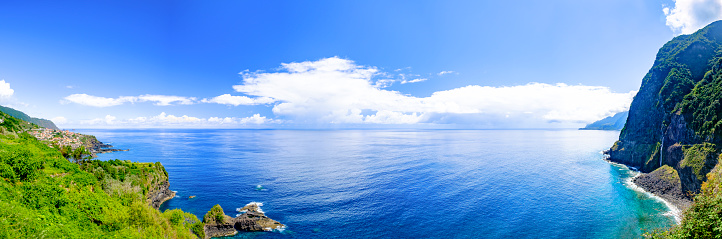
[28,128,88,150]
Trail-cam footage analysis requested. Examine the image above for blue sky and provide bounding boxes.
[0,0,717,128]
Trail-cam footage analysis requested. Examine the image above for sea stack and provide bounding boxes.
[203,203,285,238]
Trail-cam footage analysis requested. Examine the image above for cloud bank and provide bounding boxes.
[78,112,277,128]
[225,57,635,127]
[63,94,196,107]
[664,0,722,34]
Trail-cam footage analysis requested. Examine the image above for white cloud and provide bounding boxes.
[63,94,196,107]
[238,114,271,124]
[51,116,68,124]
[400,78,428,84]
[201,94,274,106]
[63,94,134,107]
[137,95,196,106]
[0,80,15,99]
[438,71,455,76]
[229,57,635,127]
[78,112,277,128]
[663,0,722,34]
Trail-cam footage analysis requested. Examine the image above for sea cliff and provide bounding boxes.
[607,20,722,236]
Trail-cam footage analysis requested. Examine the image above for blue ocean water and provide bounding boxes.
[79,129,676,238]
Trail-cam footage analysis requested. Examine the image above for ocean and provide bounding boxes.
[78,129,676,238]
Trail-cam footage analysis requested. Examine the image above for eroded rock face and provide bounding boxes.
[204,218,238,238]
[147,179,175,209]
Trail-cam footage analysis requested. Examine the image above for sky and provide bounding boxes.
[1,0,721,129]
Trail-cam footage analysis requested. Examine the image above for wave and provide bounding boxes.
[621,167,682,223]
[236,202,265,214]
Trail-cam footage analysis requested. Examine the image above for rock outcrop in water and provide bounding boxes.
[202,203,285,238]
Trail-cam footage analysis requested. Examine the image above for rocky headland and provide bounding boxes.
[202,203,285,238]
[146,168,176,209]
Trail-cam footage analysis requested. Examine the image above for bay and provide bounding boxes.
[79,129,676,238]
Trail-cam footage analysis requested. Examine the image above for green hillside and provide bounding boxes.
[0,105,59,130]
[0,110,203,238]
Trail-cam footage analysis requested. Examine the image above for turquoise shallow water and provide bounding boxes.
[79,129,676,238]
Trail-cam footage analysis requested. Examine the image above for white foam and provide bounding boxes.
[622,168,682,224]
[237,202,265,213]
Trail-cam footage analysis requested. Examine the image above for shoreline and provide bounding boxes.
[605,160,682,224]
[626,172,682,224]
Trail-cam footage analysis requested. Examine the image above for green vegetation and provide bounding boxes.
[678,56,722,142]
[656,165,681,184]
[680,143,719,181]
[204,204,226,224]
[0,112,203,238]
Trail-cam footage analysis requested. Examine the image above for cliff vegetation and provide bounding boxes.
[0,110,203,238]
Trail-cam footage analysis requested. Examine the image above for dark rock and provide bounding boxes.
[633,165,692,210]
[147,172,175,209]
[203,203,284,238]
[204,218,237,238]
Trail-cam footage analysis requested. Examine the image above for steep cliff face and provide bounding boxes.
[609,21,722,176]
[142,162,176,209]
[147,177,176,209]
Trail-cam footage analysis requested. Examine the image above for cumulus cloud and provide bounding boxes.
[0,80,15,99]
[438,71,455,76]
[228,57,635,127]
[78,112,277,128]
[663,0,722,34]
[63,94,196,107]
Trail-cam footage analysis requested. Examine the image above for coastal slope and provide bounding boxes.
[0,105,59,130]
[0,109,203,238]
[580,111,628,130]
